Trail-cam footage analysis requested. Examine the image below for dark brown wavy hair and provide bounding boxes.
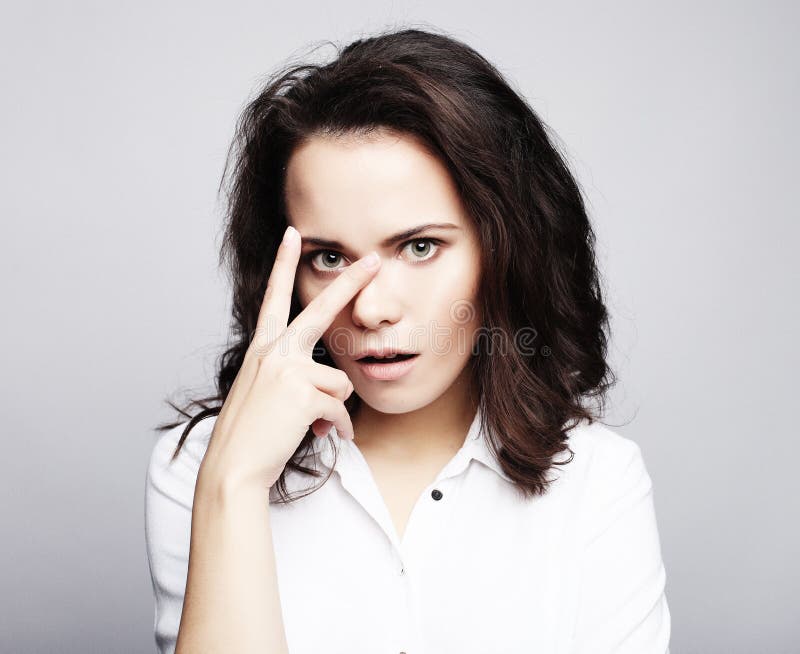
[155,26,617,504]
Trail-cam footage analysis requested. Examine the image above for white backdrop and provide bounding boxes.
[1,2,797,652]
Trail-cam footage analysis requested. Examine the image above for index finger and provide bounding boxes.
[254,225,302,345]
[287,251,381,355]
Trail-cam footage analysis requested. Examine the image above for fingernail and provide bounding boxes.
[360,252,380,270]
[283,225,297,243]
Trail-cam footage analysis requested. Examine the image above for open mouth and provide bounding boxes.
[355,352,420,381]
[358,353,418,364]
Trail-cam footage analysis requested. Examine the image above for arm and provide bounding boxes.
[144,226,366,652]
[175,464,289,653]
[144,423,290,654]
[569,439,671,654]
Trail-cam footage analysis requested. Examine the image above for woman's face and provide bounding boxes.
[284,129,483,414]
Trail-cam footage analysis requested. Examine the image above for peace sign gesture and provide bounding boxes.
[200,225,381,492]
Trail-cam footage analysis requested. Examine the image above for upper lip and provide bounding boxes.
[355,348,419,360]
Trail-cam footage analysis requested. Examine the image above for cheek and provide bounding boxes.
[425,264,480,320]
[322,328,358,364]
[294,272,318,309]
[433,264,481,351]
[418,288,479,358]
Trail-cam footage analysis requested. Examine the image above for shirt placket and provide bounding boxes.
[392,454,472,654]
[335,436,474,654]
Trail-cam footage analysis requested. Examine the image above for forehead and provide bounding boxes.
[283,131,471,238]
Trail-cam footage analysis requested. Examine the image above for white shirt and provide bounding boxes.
[144,407,671,654]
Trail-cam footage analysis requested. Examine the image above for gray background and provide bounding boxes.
[1,2,797,652]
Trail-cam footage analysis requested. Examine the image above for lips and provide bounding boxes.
[355,353,420,381]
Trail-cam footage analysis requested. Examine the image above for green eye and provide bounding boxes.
[304,238,444,276]
[405,239,434,259]
[316,251,344,270]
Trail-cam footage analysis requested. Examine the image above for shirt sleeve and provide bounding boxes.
[144,421,210,654]
[569,436,671,654]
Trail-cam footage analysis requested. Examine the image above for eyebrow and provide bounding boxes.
[300,222,460,250]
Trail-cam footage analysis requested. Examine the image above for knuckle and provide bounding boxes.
[345,262,364,280]
[251,330,277,357]
[275,362,299,382]
[254,358,276,383]
[322,393,339,416]
[298,383,317,407]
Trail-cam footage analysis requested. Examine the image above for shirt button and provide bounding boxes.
[431,489,443,500]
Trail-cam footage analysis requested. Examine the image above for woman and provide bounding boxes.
[145,27,671,653]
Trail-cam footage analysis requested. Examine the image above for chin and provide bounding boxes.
[353,391,432,415]
[350,367,468,416]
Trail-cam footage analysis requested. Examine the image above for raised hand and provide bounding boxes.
[201,225,381,491]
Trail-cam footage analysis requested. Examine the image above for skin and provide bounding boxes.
[177,230,385,653]
[174,130,488,650]
[284,128,484,477]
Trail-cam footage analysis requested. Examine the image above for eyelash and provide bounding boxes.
[303,238,445,276]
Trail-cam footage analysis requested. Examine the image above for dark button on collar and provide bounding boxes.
[431,489,443,500]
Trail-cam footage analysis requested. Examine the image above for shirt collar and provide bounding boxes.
[310,404,513,484]
[461,404,514,483]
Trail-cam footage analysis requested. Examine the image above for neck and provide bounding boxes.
[351,368,479,462]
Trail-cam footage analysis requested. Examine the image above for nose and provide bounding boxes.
[350,263,403,331]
